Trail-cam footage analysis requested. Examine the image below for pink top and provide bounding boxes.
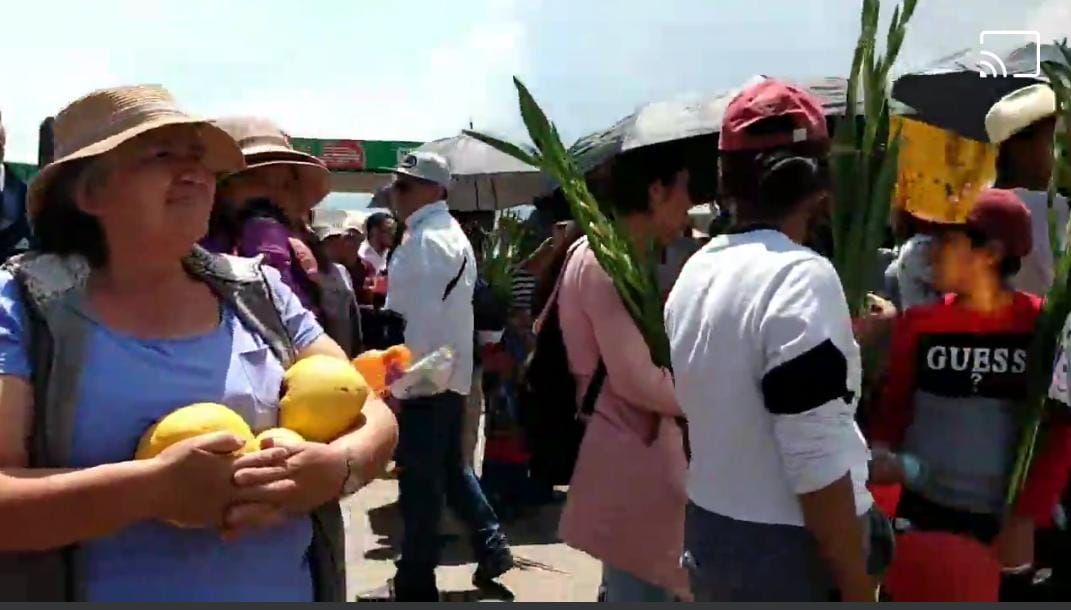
[554,240,689,596]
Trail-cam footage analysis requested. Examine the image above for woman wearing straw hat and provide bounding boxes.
[203,116,363,356]
[0,85,397,601]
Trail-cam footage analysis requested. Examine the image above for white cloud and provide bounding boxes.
[201,5,526,142]
[3,0,1066,165]
[894,0,1069,73]
[2,48,121,162]
[1027,0,1071,44]
[2,0,528,161]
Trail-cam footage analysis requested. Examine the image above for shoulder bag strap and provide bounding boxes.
[543,240,607,418]
[533,239,586,334]
[442,255,468,302]
[580,359,606,418]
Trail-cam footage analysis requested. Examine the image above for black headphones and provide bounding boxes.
[757,151,828,208]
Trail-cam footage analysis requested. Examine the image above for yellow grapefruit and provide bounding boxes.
[135,402,253,461]
[280,355,369,442]
[243,427,306,453]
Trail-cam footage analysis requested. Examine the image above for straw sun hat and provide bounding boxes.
[28,84,246,221]
[213,116,331,211]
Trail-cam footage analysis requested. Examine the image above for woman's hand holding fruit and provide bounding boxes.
[225,438,348,535]
[150,433,346,538]
[249,437,347,513]
[137,350,396,537]
[150,432,251,529]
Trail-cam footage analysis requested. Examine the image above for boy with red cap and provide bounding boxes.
[870,188,1071,586]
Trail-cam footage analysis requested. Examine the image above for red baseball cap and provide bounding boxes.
[719,79,829,152]
[965,188,1033,258]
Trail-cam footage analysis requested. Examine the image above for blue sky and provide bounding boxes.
[3,0,1069,167]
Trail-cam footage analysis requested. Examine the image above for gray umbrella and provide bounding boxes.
[892,42,1067,143]
[413,133,553,212]
[569,75,854,173]
[368,185,391,209]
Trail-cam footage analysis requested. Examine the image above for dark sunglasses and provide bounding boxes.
[392,176,433,194]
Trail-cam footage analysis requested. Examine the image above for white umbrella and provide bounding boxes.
[414,133,553,212]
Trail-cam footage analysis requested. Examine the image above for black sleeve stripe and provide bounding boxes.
[762,339,851,415]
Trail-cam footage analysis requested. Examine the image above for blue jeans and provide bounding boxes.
[601,563,674,602]
[394,392,508,598]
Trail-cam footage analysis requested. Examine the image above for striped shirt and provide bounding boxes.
[511,268,537,313]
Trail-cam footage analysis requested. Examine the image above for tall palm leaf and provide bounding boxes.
[466,80,670,367]
[1007,41,1071,506]
[831,0,918,316]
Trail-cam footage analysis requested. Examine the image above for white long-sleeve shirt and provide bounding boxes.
[1011,189,1070,298]
[385,201,476,396]
[665,229,872,526]
[359,241,390,274]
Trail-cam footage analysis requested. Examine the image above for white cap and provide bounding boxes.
[985,84,1057,144]
[393,151,452,189]
[313,224,347,241]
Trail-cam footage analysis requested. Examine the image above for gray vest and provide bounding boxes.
[902,392,1018,515]
[0,245,344,602]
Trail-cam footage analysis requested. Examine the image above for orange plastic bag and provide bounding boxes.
[353,345,412,396]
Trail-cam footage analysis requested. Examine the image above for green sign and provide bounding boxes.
[6,162,38,183]
[291,138,422,173]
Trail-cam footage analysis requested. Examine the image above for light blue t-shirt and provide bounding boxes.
[0,265,325,602]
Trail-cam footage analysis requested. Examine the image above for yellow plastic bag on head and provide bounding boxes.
[892,116,998,224]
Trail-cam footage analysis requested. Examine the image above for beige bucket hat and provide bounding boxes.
[28,84,245,221]
[213,116,331,211]
[985,84,1057,145]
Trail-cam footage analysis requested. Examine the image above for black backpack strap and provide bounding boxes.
[579,359,606,418]
[677,416,691,462]
[442,256,468,301]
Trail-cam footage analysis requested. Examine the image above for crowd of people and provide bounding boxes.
[0,71,1070,603]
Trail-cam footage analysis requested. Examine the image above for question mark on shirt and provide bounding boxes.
[971,372,983,393]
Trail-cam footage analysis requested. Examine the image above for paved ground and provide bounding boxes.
[342,476,602,602]
[341,413,601,603]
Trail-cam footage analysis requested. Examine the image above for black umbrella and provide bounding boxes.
[564,75,860,206]
[368,185,391,209]
[568,75,855,174]
[892,43,1066,143]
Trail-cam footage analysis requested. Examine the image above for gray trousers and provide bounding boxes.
[683,501,886,602]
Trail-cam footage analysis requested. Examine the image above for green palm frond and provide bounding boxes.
[467,78,670,367]
[478,211,531,309]
[831,0,917,316]
[1007,42,1071,506]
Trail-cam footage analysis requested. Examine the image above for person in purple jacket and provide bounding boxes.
[203,117,363,356]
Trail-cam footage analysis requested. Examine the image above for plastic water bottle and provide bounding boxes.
[898,452,928,490]
[389,346,457,400]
